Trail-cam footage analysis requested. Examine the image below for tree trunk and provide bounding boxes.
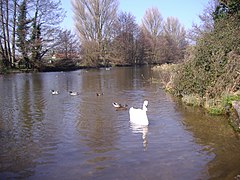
[0,0,10,67]
[11,0,17,67]
[6,0,12,67]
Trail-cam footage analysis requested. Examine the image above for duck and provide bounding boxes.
[112,102,128,111]
[51,90,59,95]
[96,92,104,96]
[129,100,149,125]
[69,91,79,96]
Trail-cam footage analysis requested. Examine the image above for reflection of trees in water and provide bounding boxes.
[130,123,149,151]
[0,74,47,177]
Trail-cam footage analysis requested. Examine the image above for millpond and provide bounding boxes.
[0,66,240,179]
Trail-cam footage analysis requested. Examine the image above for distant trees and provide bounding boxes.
[189,0,218,42]
[162,17,188,63]
[0,0,65,71]
[72,0,187,67]
[140,8,187,64]
[72,0,118,66]
[0,0,18,69]
[1,0,188,71]
[54,29,80,59]
[111,12,139,64]
[141,7,163,63]
[25,0,65,69]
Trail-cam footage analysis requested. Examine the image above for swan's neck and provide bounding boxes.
[142,106,147,111]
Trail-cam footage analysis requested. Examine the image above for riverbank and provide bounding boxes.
[152,64,240,131]
[0,58,135,74]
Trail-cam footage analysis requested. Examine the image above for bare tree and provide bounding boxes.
[1,0,65,71]
[11,0,18,66]
[54,29,80,59]
[142,7,163,37]
[135,28,152,64]
[162,17,187,63]
[29,0,65,69]
[163,17,187,48]
[72,0,118,66]
[188,0,218,42]
[141,7,163,63]
[0,0,19,69]
[111,12,139,65]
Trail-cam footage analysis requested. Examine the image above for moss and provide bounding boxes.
[207,106,225,115]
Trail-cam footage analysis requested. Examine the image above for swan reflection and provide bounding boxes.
[130,123,149,151]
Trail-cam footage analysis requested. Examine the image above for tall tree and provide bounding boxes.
[141,7,163,63]
[189,0,218,43]
[11,0,18,67]
[142,7,163,37]
[16,0,31,68]
[0,0,19,70]
[163,17,187,49]
[30,0,65,69]
[162,17,187,63]
[54,29,80,59]
[72,0,118,66]
[0,0,13,68]
[111,12,139,65]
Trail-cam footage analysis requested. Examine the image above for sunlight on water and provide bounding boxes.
[0,67,240,179]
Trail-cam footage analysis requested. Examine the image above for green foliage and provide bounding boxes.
[214,0,240,20]
[173,14,240,99]
[16,0,31,68]
[221,94,240,107]
[207,106,225,115]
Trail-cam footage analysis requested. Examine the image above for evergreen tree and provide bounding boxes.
[16,0,31,68]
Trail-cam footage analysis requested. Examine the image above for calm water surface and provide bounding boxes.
[0,66,240,179]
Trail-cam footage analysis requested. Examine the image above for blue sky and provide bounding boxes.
[61,0,210,30]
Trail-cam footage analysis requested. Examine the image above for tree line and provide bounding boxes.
[1,0,188,72]
[0,0,79,72]
[72,0,188,67]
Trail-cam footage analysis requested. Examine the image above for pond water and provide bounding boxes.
[0,66,240,179]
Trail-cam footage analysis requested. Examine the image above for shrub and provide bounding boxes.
[173,15,240,99]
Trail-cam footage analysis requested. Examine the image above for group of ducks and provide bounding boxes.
[51,90,79,96]
[51,89,149,126]
[51,90,104,97]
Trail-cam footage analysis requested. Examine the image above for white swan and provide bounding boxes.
[130,124,148,150]
[129,100,149,125]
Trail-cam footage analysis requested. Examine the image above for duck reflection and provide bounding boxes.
[130,123,149,151]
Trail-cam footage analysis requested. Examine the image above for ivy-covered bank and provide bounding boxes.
[153,1,240,130]
[152,64,240,131]
[153,8,240,129]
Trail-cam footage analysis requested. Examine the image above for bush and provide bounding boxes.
[173,15,240,99]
